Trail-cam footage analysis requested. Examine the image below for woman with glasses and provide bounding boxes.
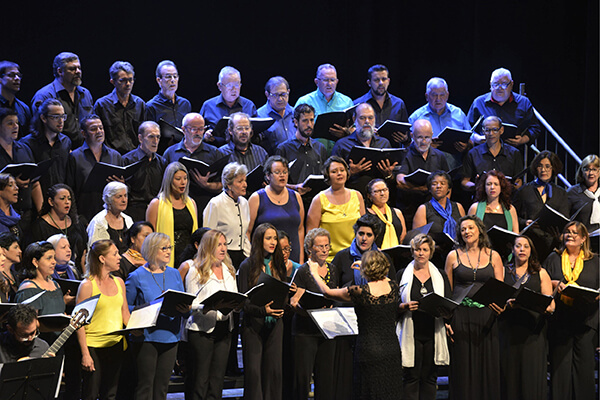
[306,156,365,262]
[203,162,251,270]
[290,228,338,400]
[366,178,406,249]
[147,162,198,268]
[567,154,599,233]
[77,240,129,400]
[125,232,188,400]
[543,221,599,400]
[514,151,569,261]
[249,155,305,263]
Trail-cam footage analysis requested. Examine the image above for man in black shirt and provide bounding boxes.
[219,112,268,172]
[0,304,49,363]
[0,61,32,137]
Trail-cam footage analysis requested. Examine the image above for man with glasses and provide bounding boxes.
[31,52,93,149]
[257,76,295,154]
[219,112,268,171]
[20,98,72,196]
[467,67,540,147]
[93,61,146,155]
[122,121,166,222]
[0,304,49,363]
[0,61,32,137]
[461,115,523,191]
[200,66,257,147]
[163,113,223,220]
[146,60,192,129]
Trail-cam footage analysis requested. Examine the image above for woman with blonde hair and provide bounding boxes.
[184,229,238,400]
[147,162,198,267]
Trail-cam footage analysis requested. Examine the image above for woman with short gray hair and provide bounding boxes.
[86,181,133,253]
[203,162,250,269]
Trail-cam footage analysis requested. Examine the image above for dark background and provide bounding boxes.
[4,0,598,169]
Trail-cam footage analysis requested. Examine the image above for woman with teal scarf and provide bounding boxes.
[468,170,519,233]
[238,222,287,400]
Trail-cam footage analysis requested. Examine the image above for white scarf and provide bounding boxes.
[396,260,449,367]
[584,187,600,225]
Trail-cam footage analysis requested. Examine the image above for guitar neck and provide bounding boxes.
[43,324,76,357]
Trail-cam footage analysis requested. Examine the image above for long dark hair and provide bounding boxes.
[40,184,80,224]
[506,235,541,274]
[474,170,512,210]
[21,241,55,280]
[248,223,285,286]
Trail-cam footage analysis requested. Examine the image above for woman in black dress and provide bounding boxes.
[444,215,504,400]
[467,170,519,233]
[499,235,554,400]
[366,178,406,248]
[567,155,599,251]
[113,221,154,281]
[308,249,402,400]
[0,232,20,300]
[543,221,599,400]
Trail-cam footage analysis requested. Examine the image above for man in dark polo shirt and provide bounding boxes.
[219,112,268,172]
[0,61,32,137]
[31,52,93,149]
[0,304,49,363]
[461,115,524,191]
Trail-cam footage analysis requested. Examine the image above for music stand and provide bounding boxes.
[0,357,62,400]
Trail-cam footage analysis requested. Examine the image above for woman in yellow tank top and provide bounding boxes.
[76,239,130,400]
[306,156,365,262]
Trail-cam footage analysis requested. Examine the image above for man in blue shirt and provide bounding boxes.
[31,52,93,149]
[0,61,32,137]
[256,76,295,155]
[219,112,268,172]
[94,61,146,155]
[467,67,540,147]
[200,66,257,147]
[409,77,471,169]
[354,64,409,147]
[145,60,192,143]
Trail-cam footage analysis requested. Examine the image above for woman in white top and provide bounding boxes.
[203,162,251,269]
[184,229,238,400]
[86,182,133,254]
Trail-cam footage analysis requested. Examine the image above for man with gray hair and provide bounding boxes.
[467,67,540,146]
[409,77,471,168]
[93,61,146,154]
[200,66,257,147]
[31,52,93,148]
[256,76,295,154]
[219,112,268,171]
[146,60,192,129]
[0,61,32,136]
[295,64,354,117]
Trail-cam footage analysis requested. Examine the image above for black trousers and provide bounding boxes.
[403,338,437,400]
[242,319,283,400]
[186,322,231,400]
[292,334,336,400]
[81,341,124,400]
[133,341,178,400]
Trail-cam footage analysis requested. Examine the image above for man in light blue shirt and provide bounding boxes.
[409,77,471,168]
[256,76,295,155]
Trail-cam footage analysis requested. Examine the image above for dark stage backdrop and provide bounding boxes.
[4,0,598,167]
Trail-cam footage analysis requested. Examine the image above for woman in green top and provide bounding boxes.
[468,170,519,233]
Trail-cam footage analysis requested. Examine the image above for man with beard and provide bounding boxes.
[332,103,394,197]
[219,112,268,171]
[395,119,449,227]
[200,66,257,147]
[122,121,166,222]
[0,304,49,363]
[94,61,146,155]
[31,52,93,149]
[66,115,122,223]
[257,76,295,154]
[354,64,409,146]
[0,61,32,137]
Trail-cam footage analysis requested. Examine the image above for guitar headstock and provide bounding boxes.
[70,309,90,330]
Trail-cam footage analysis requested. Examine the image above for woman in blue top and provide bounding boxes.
[238,223,288,400]
[125,232,188,400]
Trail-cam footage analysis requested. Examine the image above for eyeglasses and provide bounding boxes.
[491,82,511,90]
[282,246,292,254]
[15,328,39,343]
[184,126,206,134]
[269,92,289,99]
[482,127,501,133]
[317,78,337,83]
[160,245,173,252]
[46,114,68,121]
[2,72,22,79]
[234,126,251,133]
[583,167,599,173]
[162,74,179,81]
[536,164,553,171]
[313,244,331,251]
[371,187,389,195]
[117,77,134,84]
[223,82,241,90]
[270,170,288,176]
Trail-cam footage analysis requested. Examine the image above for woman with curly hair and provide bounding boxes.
[468,170,519,233]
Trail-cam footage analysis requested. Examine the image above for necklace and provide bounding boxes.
[48,212,68,236]
[465,248,482,281]
[149,267,166,292]
[420,281,428,295]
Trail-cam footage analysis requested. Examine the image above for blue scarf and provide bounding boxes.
[430,197,456,239]
[349,239,378,286]
[52,263,78,281]
[534,178,552,198]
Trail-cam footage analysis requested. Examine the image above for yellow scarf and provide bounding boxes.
[560,249,585,305]
[371,205,399,249]
[156,197,198,268]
